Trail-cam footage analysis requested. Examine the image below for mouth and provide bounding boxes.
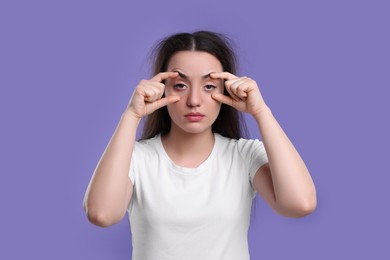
[184,112,205,122]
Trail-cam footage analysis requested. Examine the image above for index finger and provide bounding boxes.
[210,72,238,81]
[150,71,179,82]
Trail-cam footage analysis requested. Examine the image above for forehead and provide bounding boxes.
[167,51,223,75]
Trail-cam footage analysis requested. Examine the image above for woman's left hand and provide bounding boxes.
[210,72,268,117]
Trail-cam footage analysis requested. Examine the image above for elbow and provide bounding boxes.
[295,197,317,218]
[84,204,124,227]
[277,197,317,218]
[286,186,318,218]
[292,199,317,218]
[87,212,113,227]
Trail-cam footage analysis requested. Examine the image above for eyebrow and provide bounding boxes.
[172,70,213,80]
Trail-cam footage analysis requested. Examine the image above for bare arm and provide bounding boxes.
[253,107,316,217]
[211,72,316,218]
[83,72,180,227]
[83,112,140,227]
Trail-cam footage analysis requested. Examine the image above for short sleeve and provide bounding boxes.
[248,140,268,185]
[237,138,269,195]
[127,142,140,213]
[128,142,139,185]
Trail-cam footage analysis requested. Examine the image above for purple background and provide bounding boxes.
[1,0,389,259]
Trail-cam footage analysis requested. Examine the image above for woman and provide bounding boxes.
[83,31,317,259]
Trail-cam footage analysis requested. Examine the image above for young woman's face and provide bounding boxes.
[164,51,224,135]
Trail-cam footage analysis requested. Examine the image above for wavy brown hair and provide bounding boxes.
[141,31,248,140]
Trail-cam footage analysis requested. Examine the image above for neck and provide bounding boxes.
[165,127,214,152]
[161,125,215,167]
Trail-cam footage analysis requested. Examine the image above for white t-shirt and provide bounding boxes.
[127,133,268,260]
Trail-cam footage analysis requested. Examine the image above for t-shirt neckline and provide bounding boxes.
[156,133,220,174]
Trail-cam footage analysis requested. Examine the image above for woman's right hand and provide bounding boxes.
[125,72,180,119]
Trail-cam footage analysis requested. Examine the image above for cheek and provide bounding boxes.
[208,96,222,111]
[166,99,183,116]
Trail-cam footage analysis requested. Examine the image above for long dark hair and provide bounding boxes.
[141,31,248,140]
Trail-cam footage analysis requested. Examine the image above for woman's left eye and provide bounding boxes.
[204,85,216,91]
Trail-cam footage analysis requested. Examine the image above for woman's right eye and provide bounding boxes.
[173,84,187,90]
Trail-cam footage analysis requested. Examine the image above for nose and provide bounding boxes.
[186,87,201,107]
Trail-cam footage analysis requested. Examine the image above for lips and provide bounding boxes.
[184,112,205,122]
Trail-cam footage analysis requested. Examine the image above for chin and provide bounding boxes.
[172,122,213,135]
[178,126,211,135]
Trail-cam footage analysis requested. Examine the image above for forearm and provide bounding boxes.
[255,106,316,214]
[83,111,141,225]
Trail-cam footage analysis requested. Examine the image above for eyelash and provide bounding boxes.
[173,84,217,92]
[204,85,217,91]
[173,83,187,90]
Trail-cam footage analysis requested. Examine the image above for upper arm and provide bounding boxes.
[252,162,280,214]
[253,164,316,218]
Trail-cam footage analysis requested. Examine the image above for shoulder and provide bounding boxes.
[216,133,265,155]
[136,134,160,146]
[134,134,161,155]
